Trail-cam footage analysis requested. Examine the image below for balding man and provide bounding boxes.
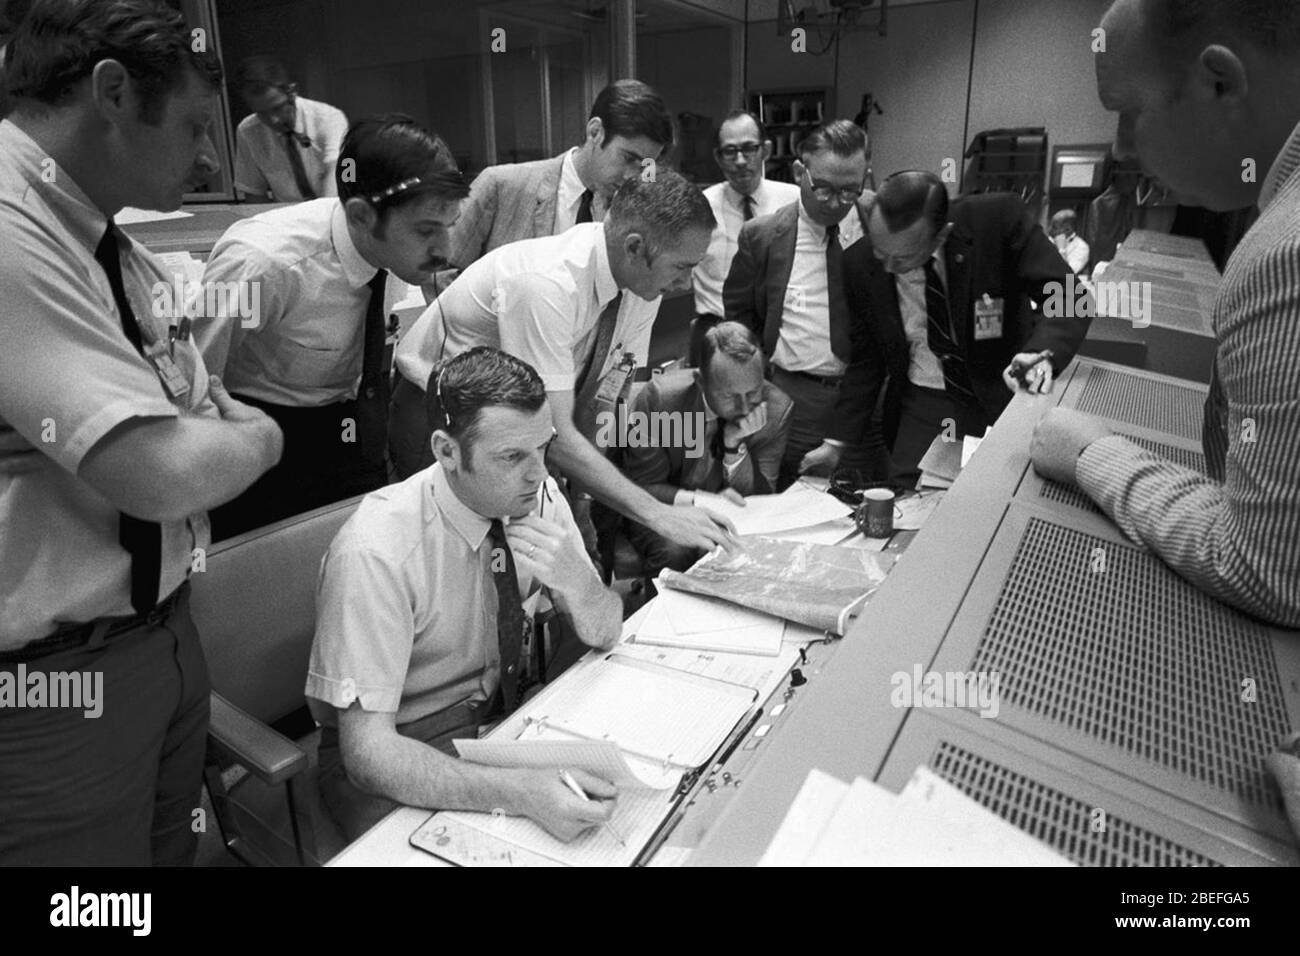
[1031,0,1300,630]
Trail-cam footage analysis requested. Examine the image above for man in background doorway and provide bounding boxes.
[232,55,347,202]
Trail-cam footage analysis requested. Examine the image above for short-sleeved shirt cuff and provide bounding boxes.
[305,671,402,715]
[58,396,180,472]
[540,372,577,392]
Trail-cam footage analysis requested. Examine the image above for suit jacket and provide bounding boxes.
[830,192,1085,448]
[621,371,794,498]
[449,154,565,269]
[722,199,870,363]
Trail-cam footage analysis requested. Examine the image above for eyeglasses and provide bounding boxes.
[802,168,864,205]
[716,143,762,161]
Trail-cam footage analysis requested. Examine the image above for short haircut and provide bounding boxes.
[427,347,548,455]
[797,118,869,162]
[4,0,223,122]
[1050,209,1078,233]
[715,108,766,150]
[233,54,290,101]
[605,168,715,254]
[873,170,950,234]
[1138,0,1300,62]
[700,321,763,376]
[590,78,673,150]
[336,114,470,218]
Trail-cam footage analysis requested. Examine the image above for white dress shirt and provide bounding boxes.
[553,147,605,232]
[306,466,593,726]
[895,247,950,390]
[197,198,415,407]
[1057,233,1091,274]
[234,96,348,202]
[395,223,660,394]
[771,201,864,377]
[693,178,801,316]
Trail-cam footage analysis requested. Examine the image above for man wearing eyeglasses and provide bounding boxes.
[232,55,348,203]
[723,119,878,488]
[690,110,799,366]
[196,115,470,540]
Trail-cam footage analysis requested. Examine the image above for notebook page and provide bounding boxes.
[434,776,681,867]
[529,654,755,768]
[454,737,676,790]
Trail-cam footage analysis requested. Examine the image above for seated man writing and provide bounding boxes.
[306,347,623,842]
[622,321,793,575]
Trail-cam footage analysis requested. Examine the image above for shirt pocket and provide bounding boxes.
[271,340,357,393]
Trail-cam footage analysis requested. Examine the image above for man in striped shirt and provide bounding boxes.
[1031,0,1300,630]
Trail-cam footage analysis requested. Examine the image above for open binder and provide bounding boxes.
[410,654,757,866]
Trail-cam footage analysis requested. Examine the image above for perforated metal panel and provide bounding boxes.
[1075,366,1205,439]
[970,518,1290,811]
[930,742,1221,866]
[1039,435,1207,512]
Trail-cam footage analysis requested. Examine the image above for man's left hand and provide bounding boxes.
[1030,407,1113,487]
[722,402,768,449]
[505,515,593,595]
[1002,353,1055,394]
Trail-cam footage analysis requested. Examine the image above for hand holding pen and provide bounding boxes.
[559,769,626,846]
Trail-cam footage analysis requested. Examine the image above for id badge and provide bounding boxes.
[144,339,191,401]
[973,295,1005,341]
[594,361,632,404]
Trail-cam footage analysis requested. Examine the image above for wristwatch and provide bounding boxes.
[722,440,745,456]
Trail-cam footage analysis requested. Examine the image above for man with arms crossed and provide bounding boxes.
[0,0,281,864]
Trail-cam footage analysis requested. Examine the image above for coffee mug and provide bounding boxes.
[856,488,898,538]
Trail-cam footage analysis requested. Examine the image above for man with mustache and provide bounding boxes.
[197,114,468,539]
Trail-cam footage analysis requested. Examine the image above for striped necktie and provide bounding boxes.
[923,258,978,405]
[94,223,162,614]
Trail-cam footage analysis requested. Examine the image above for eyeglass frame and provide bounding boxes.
[799,165,867,205]
[714,142,764,162]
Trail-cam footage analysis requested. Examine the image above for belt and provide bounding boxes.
[0,582,189,665]
[773,365,843,388]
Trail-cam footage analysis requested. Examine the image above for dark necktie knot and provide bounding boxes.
[826,222,840,246]
[576,188,595,224]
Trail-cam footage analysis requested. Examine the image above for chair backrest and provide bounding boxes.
[190,496,363,724]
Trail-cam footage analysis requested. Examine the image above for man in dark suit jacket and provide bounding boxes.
[621,322,793,575]
[805,170,1088,484]
[448,79,673,269]
[723,120,880,488]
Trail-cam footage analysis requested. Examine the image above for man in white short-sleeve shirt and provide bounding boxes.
[308,348,622,842]
[391,169,735,556]
[0,0,281,865]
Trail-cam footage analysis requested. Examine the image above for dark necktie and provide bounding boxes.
[573,292,622,442]
[576,188,594,224]
[361,270,388,396]
[486,519,527,710]
[741,195,755,221]
[923,258,978,405]
[94,223,162,615]
[282,129,316,200]
[825,223,851,361]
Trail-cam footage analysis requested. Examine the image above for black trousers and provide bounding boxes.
[889,383,990,485]
[210,392,388,541]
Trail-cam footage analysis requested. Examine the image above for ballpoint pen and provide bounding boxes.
[1011,349,1054,386]
[559,769,626,847]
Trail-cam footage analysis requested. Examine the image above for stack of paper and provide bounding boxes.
[635,588,785,656]
[760,766,1074,867]
[694,482,850,536]
[916,434,987,489]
